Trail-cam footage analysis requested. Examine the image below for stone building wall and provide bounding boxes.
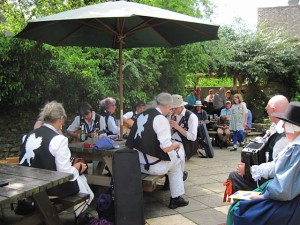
[258,5,300,39]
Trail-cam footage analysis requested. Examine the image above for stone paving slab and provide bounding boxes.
[146,214,196,225]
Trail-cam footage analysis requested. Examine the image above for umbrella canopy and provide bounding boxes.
[15,0,219,138]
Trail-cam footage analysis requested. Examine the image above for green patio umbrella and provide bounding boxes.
[15,0,219,138]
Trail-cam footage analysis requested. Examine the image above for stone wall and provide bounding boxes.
[258,5,300,39]
[0,109,75,160]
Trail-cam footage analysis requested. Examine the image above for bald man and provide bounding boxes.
[226,95,290,195]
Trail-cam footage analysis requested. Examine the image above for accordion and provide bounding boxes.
[241,139,268,181]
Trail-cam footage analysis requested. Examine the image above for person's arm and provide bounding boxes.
[170,114,198,141]
[203,110,210,124]
[49,135,80,180]
[264,145,300,200]
[154,115,180,153]
[66,116,81,140]
[123,111,134,128]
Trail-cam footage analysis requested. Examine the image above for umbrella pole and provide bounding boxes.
[119,40,124,140]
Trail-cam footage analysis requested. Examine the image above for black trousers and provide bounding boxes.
[228,171,267,194]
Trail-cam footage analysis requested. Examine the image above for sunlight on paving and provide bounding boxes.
[215,205,231,215]
[146,214,196,225]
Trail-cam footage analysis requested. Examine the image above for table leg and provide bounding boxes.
[102,156,113,175]
[32,191,62,225]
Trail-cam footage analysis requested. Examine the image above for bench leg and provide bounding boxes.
[32,191,63,225]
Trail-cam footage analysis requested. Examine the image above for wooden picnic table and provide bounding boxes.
[69,140,164,192]
[69,139,126,187]
[0,164,73,225]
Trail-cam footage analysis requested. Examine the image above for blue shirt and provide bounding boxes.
[247,109,252,129]
[187,93,197,105]
[220,108,232,117]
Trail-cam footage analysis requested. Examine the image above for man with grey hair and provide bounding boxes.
[126,92,189,209]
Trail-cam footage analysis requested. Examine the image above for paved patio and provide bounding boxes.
[0,146,242,225]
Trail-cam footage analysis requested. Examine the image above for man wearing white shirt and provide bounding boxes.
[170,94,198,160]
[126,93,189,209]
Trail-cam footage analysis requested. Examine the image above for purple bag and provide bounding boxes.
[96,187,115,223]
[88,218,113,225]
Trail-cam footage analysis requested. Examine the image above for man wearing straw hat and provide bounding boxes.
[170,94,199,160]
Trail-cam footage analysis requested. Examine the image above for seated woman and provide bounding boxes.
[216,115,230,148]
[99,97,119,135]
[19,101,94,223]
[228,101,300,225]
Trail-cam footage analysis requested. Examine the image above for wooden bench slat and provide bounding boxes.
[53,193,90,213]
[142,174,164,192]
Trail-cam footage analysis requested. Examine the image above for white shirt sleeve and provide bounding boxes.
[49,135,79,180]
[186,113,198,141]
[123,111,134,119]
[67,116,81,132]
[251,136,290,180]
[153,114,173,149]
[99,115,106,131]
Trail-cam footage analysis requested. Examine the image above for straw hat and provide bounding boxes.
[194,100,203,106]
[171,95,187,108]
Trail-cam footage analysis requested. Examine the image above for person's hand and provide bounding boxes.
[73,162,87,174]
[236,162,245,176]
[173,141,181,152]
[169,120,180,130]
[250,195,264,200]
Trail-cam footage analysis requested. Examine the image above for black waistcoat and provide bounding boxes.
[19,126,79,197]
[172,110,198,160]
[126,108,170,161]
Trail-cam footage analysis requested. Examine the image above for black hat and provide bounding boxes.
[136,102,145,107]
[272,101,300,127]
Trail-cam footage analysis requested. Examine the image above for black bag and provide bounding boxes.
[113,148,144,225]
[13,198,35,215]
[197,122,214,158]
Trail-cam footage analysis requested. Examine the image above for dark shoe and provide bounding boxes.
[168,196,189,209]
[230,148,237,151]
[75,212,93,225]
[183,171,188,181]
[219,141,223,149]
[224,141,228,148]
[161,175,170,191]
